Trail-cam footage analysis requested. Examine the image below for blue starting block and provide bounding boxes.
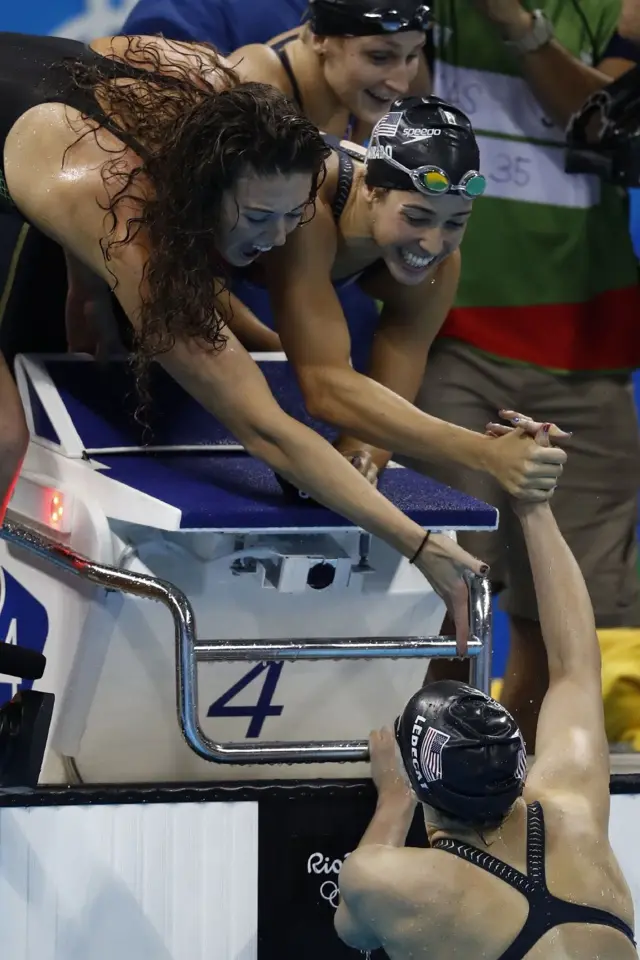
[1,353,498,785]
[16,354,497,531]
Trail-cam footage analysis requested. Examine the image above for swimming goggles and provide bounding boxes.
[370,149,487,199]
[359,4,432,31]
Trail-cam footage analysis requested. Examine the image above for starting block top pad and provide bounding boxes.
[23,356,498,531]
[98,451,498,530]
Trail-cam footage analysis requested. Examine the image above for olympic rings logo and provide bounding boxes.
[319,881,340,908]
[307,851,351,910]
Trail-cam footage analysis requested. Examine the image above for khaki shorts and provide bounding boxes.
[401,339,640,627]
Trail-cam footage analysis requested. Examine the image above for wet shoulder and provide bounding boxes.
[229,41,289,90]
[5,100,148,250]
[531,793,634,920]
[348,847,508,953]
[345,845,464,910]
[382,848,528,960]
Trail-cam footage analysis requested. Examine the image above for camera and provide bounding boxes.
[566,62,640,187]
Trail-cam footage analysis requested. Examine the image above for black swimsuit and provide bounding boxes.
[326,134,357,221]
[0,33,146,361]
[321,134,375,289]
[0,32,147,214]
[432,801,636,960]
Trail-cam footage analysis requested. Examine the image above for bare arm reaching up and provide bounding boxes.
[490,412,611,830]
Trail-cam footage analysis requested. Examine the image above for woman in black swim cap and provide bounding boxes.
[395,678,527,823]
[362,94,485,282]
[231,0,431,143]
[394,677,526,822]
[334,418,635,960]
[261,96,563,501]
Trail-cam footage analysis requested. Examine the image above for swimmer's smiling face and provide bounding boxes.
[312,32,425,126]
[367,187,473,285]
[216,170,312,267]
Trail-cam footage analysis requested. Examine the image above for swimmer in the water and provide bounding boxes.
[0,32,499,641]
[231,0,431,143]
[255,94,568,493]
[335,417,636,960]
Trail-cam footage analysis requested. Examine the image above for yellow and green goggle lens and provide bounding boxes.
[417,167,487,199]
[421,168,450,192]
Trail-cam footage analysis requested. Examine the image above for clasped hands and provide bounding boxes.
[338,410,568,658]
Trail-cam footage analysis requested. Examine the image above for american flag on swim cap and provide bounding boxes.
[420,726,450,783]
[374,112,403,138]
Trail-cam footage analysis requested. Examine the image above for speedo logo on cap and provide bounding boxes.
[403,127,442,138]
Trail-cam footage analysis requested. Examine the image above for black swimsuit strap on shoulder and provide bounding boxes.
[432,801,636,960]
[271,41,304,110]
[271,40,357,140]
[321,134,363,222]
[332,151,354,221]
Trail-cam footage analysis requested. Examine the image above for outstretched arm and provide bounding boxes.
[519,497,610,824]
[155,321,490,651]
[156,326,487,643]
[492,413,611,829]
[267,202,567,500]
[68,189,489,647]
[333,251,461,481]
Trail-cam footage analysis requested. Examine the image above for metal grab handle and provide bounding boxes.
[1,518,492,766]
[194,637,484,661]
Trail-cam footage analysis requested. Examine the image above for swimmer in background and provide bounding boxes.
[226,0,430,355]
[335,414,636,960]
[253,95,568,493]
[231,0,431,144]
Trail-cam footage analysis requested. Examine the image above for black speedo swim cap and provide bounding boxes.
[366,95,485,198]
[308,0,431,37]
[395,680,527,823]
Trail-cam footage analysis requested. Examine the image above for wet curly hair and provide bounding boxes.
[60,37,330,390]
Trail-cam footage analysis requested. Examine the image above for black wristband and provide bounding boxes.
[409,531,431,564]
